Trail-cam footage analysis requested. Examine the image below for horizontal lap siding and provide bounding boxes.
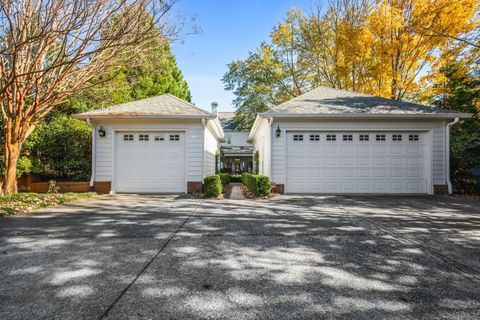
[432,125,446,184]
[204,126,218,176]
[252,118,271,177]
[92,121,204,182]
[270,119,447,186]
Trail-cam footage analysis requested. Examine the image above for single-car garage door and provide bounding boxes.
[114,131,186,193]
[286,131,429,194]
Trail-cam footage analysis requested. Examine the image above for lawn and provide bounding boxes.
[0,192,96,216]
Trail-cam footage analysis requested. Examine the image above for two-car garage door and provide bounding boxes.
[114,131,186,193]
[286,131,429,194]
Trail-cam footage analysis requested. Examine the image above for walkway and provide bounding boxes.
[228,183,245,200]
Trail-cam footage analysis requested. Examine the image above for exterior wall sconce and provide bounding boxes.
[98,126,106,137]
[276,125,281,137]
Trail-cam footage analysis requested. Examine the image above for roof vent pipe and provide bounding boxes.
[211,102,218,115]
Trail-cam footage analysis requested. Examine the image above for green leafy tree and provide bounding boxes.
[431,61,480,194]
[29,116,92,181]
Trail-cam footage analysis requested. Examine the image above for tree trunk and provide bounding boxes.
[2,142,21,195]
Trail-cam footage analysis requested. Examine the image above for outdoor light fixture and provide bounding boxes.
[98,126,106,137]
[276,125,281,137]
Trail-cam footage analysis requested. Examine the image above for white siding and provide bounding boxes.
[266,119,447,187]
[251,118,271,176]
[204,123,219,176]
[91,119,205,182]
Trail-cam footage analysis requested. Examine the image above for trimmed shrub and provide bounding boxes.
[218,173,231,187]
[256,175,271,196]
[241,173,270,196]
[204,175,222,197]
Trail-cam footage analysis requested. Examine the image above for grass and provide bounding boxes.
[0,192,96,216]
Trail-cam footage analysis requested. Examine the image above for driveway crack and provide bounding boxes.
[329,199,480,283]
[98,199,204,319]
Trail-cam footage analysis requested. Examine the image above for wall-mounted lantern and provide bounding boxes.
[98,126,106,137]
[276,125,281,137]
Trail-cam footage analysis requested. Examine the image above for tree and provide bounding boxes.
[430,61,480,194]
[0,0,178,194]
[224,0,479,128]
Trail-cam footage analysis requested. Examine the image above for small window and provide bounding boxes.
[309,134,320,141]
[154,136,164,141]
[169,134,180,141]
[376,134,386,141]
[326,134,336,141]
[123,134,134,141]
[293,134,303,141]
[139,134,149,141]
[392,134,402,141]
[409,134,419,141]
[359,134,369,141]
[342,134,353,141]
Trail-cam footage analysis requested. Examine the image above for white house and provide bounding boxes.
[248,86,471,195]
[75,94,224,194]
[218,112,254,174]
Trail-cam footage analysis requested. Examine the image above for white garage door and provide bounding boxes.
[114,132,186,193]
[286,131,429,194]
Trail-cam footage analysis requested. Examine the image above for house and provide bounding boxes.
[217,112,254,174]
[248,86,470,195]
[75,94,224,194]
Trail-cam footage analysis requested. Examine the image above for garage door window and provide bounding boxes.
[123,134,134,141]
[359,134,369,141]
[154,136,165,141]
[139,134,149,141]
[376,134,386,141]
[342,134,353,141]
[392,134,402,141]
[170,134,180,141]
[326,134,336,141]
[409,134,419,141]
[309,134,320,141]
[293,134,303,141]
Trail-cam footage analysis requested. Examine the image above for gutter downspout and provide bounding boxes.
[86,118,96,190]
[446,117,459,195]
[202,118,207,179]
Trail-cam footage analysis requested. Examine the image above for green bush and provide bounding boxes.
[256,175,271,196]
[203,175,222,197]
[218,173,231,187]
[242,173,270,196]
[230,175,242,183]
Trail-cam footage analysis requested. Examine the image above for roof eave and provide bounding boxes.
[258,112,472,119]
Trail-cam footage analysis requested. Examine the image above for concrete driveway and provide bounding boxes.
[0,195,479,319]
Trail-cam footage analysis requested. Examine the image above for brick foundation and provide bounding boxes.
[93,181,112,194]
[187,181,203,194]
[434,184,448,195]
[272,183,284,194]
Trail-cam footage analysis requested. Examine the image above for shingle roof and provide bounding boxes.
[268,86,465,116]
[218,112,239,130]
[76,94,212,118]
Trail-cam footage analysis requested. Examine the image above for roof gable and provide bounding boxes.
[269,86,464,116]
[76,94,212,118]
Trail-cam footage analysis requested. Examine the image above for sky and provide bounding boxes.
[171,0,315,112]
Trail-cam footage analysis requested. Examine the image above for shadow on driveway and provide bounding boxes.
[0,194,479,319]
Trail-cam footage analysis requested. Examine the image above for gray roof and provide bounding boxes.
[218,112,240,130]
[268,86,468,116]
[76,94,212,118]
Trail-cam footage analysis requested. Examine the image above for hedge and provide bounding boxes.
[218,173,231,187]
[230,175,242,183]
[204,175,222,197]
[241,172,271,196]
